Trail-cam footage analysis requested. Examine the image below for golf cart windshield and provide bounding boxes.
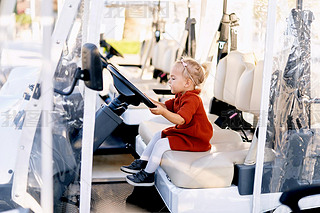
[23,3,84,210]
[262,0,320,195]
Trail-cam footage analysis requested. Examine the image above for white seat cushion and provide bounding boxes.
[139,116,173,144]
[161,150,249,188]
[138,115,251,189]
[160,131,251,188]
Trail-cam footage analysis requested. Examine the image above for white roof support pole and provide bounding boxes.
[79,0,104,212]
[40,0,54,212]
[57,0,65,17]
[51,0,82,71]
[252,0,277,212]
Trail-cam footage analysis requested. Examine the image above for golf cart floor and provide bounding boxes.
[91,154,169,212]
[92,154,134,182]
[91,182,169,213]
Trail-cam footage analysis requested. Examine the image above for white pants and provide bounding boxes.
[140,131,171,173]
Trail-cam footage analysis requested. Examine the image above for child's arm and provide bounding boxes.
[150,103,185,125]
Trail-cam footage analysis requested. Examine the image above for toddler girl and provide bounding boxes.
[121,57,213,186]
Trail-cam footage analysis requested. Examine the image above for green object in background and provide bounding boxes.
[15,13,32,26]
[105,39,141,55]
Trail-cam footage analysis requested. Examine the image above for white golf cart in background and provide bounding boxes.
[1,0,320,212]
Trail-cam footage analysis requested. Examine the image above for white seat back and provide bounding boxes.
[235,62,254,112]
[249,60,263,116]
[214,51,265,117]
[214,51,256,108]
[161,41,179,74]
[152,39,169,70]
[214,56,227,101]
[223,52,248,106]
[152,39,179,73]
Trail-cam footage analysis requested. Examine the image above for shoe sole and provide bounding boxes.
[126,177,154,187]
[120,167,140,174]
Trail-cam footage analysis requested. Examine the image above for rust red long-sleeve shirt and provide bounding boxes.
[161,89,213,152]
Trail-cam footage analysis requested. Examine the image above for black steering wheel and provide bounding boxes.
[106,63,156,109]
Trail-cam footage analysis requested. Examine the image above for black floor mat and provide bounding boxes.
[126,185,169,212]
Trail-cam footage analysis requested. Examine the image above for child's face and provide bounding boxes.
[168,64,188,94]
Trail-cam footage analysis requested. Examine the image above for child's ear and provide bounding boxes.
[184,79,192,87]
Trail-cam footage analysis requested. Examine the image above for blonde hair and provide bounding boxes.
[175,57,210,86]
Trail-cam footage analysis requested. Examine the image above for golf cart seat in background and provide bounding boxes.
[152,39,180,78]
[136,51,263,188]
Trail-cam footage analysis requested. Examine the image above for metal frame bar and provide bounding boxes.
[79,0,104,212]
[252,0,277,212]
[297,0,303,10]
[40,0,54,212]
[223,0,227,14]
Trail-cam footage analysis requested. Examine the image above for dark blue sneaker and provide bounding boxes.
[120,159,147,174]
[126,170,155,187]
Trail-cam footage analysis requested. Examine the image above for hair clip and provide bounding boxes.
[181,59,188,67]
[180,58,197,86]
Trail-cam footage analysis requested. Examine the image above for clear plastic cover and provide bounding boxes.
[24,1,85,211]
[263,0,320,194]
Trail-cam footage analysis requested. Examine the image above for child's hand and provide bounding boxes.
[144,93,167,110]
[149,103,165,115]
[144,93,155,103]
